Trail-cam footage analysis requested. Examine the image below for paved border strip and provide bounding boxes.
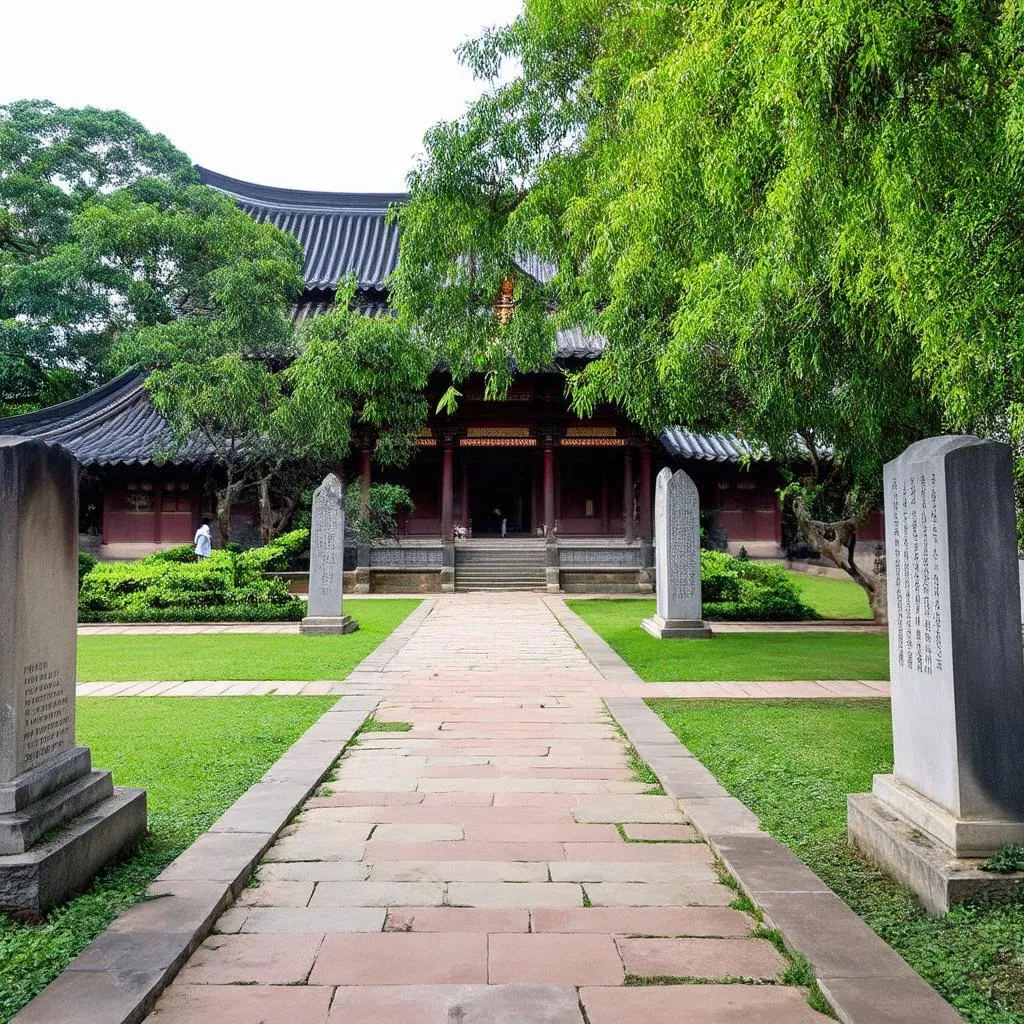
[9,605,437,1024]
[544,597,644,685]
[604,697,965,1024]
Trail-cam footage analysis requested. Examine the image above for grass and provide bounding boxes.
[648,698,1024,1024]
[0,696,336,1024]
[568,600,889,681]
[785,570,873,620]
[77,599,420,681]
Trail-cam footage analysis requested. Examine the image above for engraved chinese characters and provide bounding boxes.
[877,436,1024,845]
[0,436,147,914]
[642,467,711,639]
[0,438,78,784]
[22,662,72,771]
[300,473,358,635]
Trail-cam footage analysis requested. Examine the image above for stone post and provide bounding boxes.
[0,437,146,916]
[300,473,358,634]
[642,467,711,639]
[849,436,1024,912]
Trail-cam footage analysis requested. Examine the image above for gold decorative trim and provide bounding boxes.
[460,437,537,448]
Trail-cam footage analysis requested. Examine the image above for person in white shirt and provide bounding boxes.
[194,518,212,560]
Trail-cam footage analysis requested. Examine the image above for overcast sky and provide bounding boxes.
[1,0,522,193]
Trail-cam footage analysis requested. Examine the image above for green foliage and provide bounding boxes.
[397,0,1024,532]
[786,570,874,621]
[980,845,1024,875]
[0,100,196,410]
[650,699,1024,1023]
[77,552,97,588]
[347,482,414,543]
[79,539,305,622]
[142,545,195,564]
[76,600,423,681]
[0,696,336,1023]
[567,600,889,682]
[700,550,817,621]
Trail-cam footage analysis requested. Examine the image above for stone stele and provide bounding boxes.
[642,467,711,639]
[300,473,358,635]
[0,437,146,918]
[849,435,1024,913]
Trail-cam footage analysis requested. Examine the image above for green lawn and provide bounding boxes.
[785,570,873,619]
[0,697,337,1024]
[77,599,420,681]
[649,699,1024,1024]
[568,599,889,680]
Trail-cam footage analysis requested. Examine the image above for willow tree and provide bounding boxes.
[393,0,1024,621]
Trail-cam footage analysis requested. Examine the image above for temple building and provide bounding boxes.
[0,169,877,591]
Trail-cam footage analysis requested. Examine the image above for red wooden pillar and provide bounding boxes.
[460,461,470,527]
[623,447,634,541]
[360,444,372,491]
[543,439,555,531]
[639,442,652,541]
[441,438,455,538]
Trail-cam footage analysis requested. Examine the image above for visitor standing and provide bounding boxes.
[194,517,212,561]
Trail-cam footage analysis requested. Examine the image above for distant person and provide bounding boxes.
[501,516,508,538]
[194,517,212,561]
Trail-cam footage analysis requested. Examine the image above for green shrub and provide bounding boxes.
[78,600,306,624]
[269,529,310,558]
[700,550,817,621]
[142,545,195,564]
[78,552,97,588]
[79,540,301,623]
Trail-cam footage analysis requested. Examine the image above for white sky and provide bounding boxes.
[0,0,523,193]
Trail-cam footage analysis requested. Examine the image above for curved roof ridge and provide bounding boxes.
[0,371,145,431]
[198,167,408,214]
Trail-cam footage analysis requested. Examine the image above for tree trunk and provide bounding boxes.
[216,473,246,545]
[256,473,298,544]
[791,496,888,624]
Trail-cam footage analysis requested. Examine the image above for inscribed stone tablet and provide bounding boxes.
[0,438,78,785]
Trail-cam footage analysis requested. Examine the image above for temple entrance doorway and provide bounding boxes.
[464,451,534,536]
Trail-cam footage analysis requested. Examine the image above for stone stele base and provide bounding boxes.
[641,615,712,639]
[849,775,1024,915]
[299,615,359,635]
[0,749,147,919]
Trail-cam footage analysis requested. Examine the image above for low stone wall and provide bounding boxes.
[560,569,650,594]
[370,570,441,594]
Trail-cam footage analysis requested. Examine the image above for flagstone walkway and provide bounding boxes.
[144,595,830,1023]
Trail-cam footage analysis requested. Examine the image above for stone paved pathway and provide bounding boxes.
[145,594,832,1023]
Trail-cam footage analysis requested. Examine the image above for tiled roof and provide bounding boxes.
[0,372,764,467]
[199,168,404,291]
[660,426,767,462]
[0,373,211,467]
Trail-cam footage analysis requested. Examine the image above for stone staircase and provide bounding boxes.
[454,543,547,592]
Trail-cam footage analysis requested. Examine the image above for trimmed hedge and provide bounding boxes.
[700,550,818,621]
[78,531,311,623]
[78,602,306,624]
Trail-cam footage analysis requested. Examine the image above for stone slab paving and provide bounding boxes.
[139,593,831,1024]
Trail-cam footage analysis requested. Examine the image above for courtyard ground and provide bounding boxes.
[567,599,889,681]
[650,698,1024,1024]
[76,599,421,681]
[0,697,337,1024]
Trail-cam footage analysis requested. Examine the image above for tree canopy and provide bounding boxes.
[393,0,1024,617]
[0,100,197,412]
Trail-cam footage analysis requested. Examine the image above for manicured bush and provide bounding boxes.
[78,552,97,588]
[700,550,818,621]
[142,544,196,564]
[78,601,305,623]
[79,538,306,623]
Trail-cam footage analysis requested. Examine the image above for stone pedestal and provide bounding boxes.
[642,616,712,639]
[300,473,359,635]
[849,436,1024,912]
[354,543,371,594]
[0,437,146,918]
[641,468,710,639]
